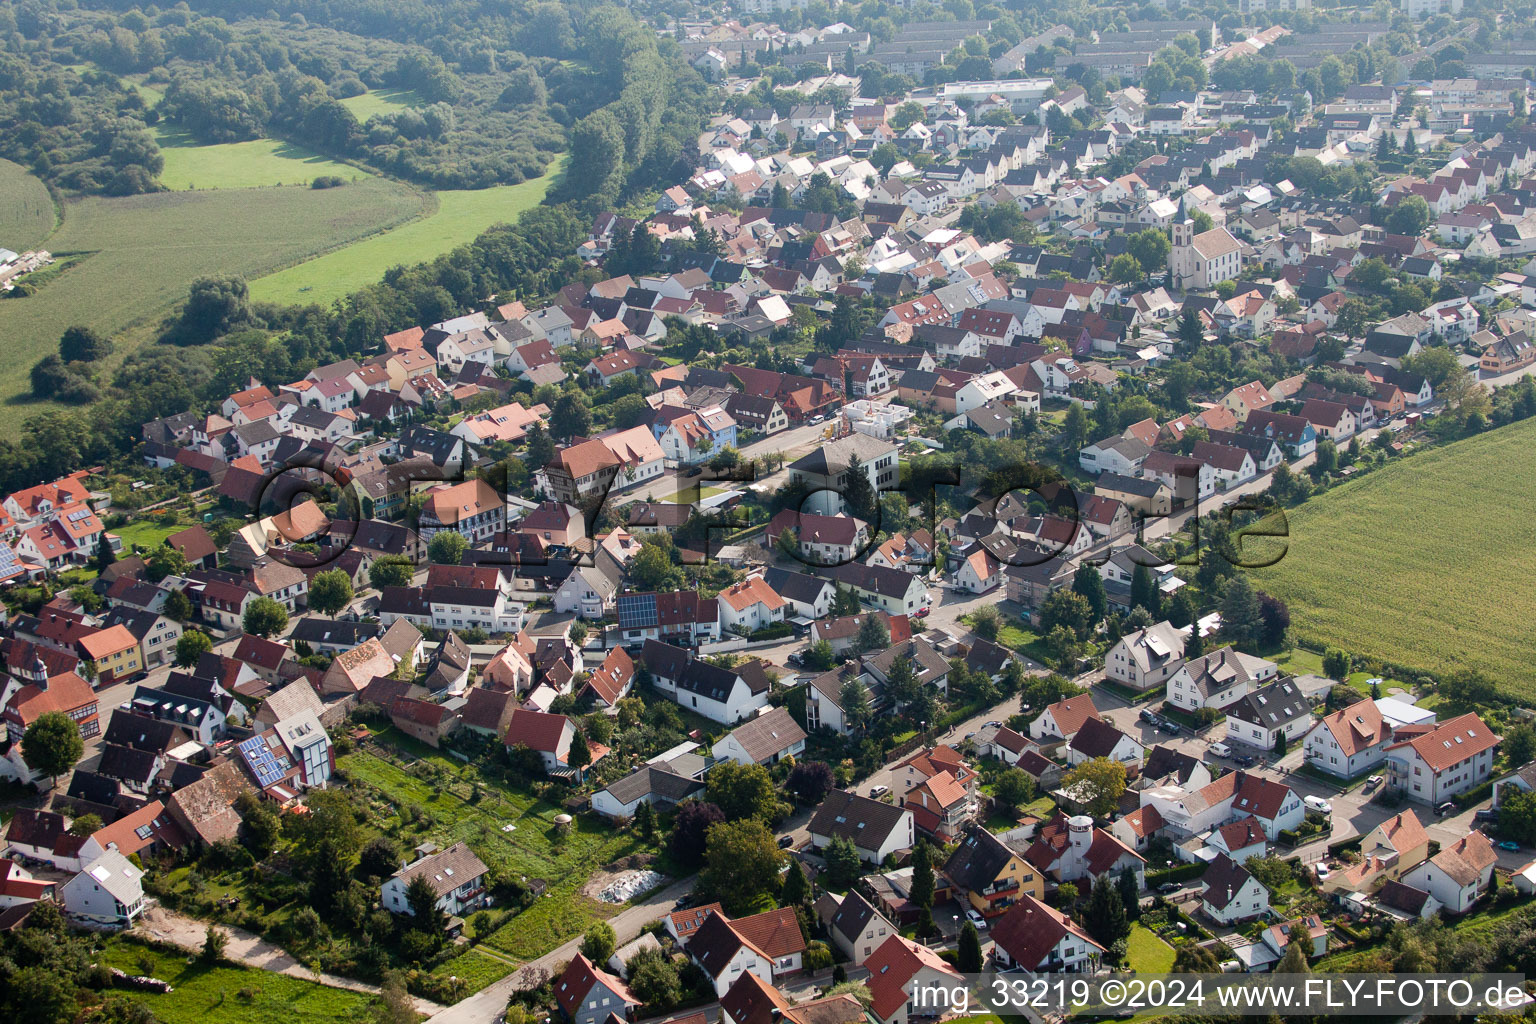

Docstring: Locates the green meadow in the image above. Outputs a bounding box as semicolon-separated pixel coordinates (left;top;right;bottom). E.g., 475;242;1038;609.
0;160;58;251
153;125;368;191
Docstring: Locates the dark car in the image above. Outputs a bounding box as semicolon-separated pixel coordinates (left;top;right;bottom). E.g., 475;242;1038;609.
685;466;703;477
1476;808;1500;823
1436;801;1457;817
1157;882;1181;894
1139;709;1160;725
1159;721;1182;735
778;835;795;849
1235;754;1257;767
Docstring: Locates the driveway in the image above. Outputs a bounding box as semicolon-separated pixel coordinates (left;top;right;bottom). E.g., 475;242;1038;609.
134;905;447;1014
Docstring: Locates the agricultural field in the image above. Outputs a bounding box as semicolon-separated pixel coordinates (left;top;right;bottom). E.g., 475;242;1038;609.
0;159;58;251
0;180;428;429
249;156;565;307
339;87;424;121
1257;416;1536;695
153;125;369;191
98;938;377;1024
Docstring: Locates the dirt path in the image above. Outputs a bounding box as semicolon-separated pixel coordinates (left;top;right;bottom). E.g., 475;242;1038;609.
133;905;447;1015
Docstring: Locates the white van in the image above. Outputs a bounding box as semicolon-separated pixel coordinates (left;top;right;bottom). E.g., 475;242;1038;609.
1208;742;1233;758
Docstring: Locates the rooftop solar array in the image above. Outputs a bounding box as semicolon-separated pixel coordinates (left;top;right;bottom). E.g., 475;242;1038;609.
238;734;290;789
616;593;658;629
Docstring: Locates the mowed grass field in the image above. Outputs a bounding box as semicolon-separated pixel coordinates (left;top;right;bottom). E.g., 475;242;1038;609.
154;124;368;191
0;159;58;250
249;154;565;307
0;180;429;428
1257;416;1536;693
339;87;423;121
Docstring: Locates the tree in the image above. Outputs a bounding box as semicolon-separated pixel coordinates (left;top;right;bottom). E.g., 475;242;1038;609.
669;801;725;869
1275;936;1310;974
788;760;835;804
1039;589;1093;639
1505;724;1536;767
633;799;657;843
359;836;401;879
568;729;591;772
1385;195;1432;237
1274;730;1289;755
9;966;78;1024
782;857;810;908
550;391;593;440
174;629;213;667
582;921;617;964
1084;875;1130;947
93;532;116;573
910;840;935;911
428;530;468;565
177;275;252;343
843;456;878;524
1056;882;1080;906
404;874;446;935
706;760;780;823
702;818;784;914
854;613;891;654
376;972;418;1024
1257;593;1291;648
1128;229;1171;276
1220;574;1262;648
146;545;190;583
243;596;288;638
1130;563;1160;617
1335;299;1370;339
236;790;281;858
824;834;863;887
60;325;113;363
308;568;354;615
164;589;192;622
21;712;83;788
1499;788;1536;846
1173;943;1221;973
202;925;228;964
993;768;1035;811
839;678;871;732
803;638;835;671
1061;402;1090;449
369;555;415;590
627;954;682;1010
1322;648;1351;681
970;604;1002;641
524;421;555;469
1062;757;1127;817
958;922;984;973
1072;564;1107;622
1166;590;1196;630
1118;866;1140;921
1178;308;1204;351
68;813;102;836
1108;253;1143;284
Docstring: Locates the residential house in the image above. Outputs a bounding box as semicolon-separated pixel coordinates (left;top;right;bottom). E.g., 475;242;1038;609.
1303;698;1395;778
1401;831;1497;914
1223;679;1313;751
942;825;1044;920
1201;853;1270;925
1103;620;1185;693
711;707;807;767
1385;713;1500;805
1029;694;1101;743
989;894;1103;973
1167;649;1277;714
807;789;915;863
380;841;491;918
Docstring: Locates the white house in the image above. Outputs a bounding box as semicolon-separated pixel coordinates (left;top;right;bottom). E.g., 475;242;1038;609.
717;575;788;635
1303;699;1395;778
1201;853;1270;925
555;953;641;1024
380;842;491;918
1065;718;1146;768
808;790;915;863
1223;679;1313;751
711;707;807;767
59;851;145;929
1167;648;1276;713
863;934;963;1024
1103;621;1185;692
988;894;1103;973
1030;693;1101;743
1401;832;1497;914
1385;713;1500;805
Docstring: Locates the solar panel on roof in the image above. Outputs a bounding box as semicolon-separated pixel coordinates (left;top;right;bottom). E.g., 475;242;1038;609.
616;593;658;628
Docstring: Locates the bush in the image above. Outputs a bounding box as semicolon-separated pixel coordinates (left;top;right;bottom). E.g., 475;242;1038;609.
311;175;347;188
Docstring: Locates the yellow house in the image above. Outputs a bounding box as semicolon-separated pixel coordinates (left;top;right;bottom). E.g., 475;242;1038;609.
79;624;144;686
1324;809;1430;895
942;826;1043;917
1220;380;1276;423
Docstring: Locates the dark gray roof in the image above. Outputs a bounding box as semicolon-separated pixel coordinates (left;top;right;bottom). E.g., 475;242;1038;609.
828;889;884;945
943;825;1015;892
1202;853;1257;912
600;765;705;806
808;788;909;847
1224;678;1310;730
762;567;834;606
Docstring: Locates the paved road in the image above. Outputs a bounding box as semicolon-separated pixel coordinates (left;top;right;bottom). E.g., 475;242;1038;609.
135;905;447;1014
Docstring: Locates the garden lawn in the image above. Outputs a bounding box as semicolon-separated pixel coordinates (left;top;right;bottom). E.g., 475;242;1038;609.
112;515;190;554
1126;923;1176;972
153;125;369;191
0;180;428;430
1257;416;1536;698
98;937;376;1024
0;159;57;251
248;157;562;308
341;736;656;967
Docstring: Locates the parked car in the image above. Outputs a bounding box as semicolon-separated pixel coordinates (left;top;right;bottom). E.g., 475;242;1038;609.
685;466;703;477
1436;801;1457;817
1139;709;1160;725
870;785;889;799
964;732;977;742
1157;882;1180;894
965;907;988;930
1304;795;1333;814
786;653;803;667
1314;863;1331;880
1159;721;1182;735
778;835;795;849
1476;808;1500;823
1365;775;1384;791
1235;755;1257;767
1209;742;1233;758
1499;840;1521;852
